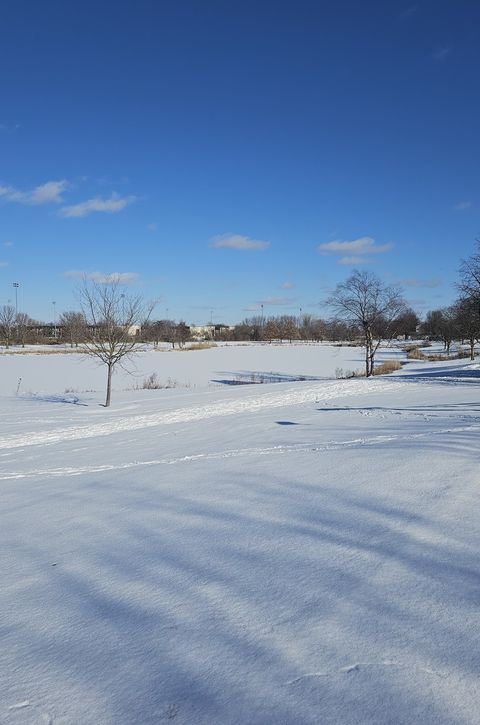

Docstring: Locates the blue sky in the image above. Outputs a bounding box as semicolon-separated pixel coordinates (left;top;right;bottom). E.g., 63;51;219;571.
1;0;479;324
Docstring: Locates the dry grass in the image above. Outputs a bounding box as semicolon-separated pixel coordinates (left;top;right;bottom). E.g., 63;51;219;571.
0;347;80;355
133;373;180;390
405;346;469;362
186;342;216;350
335;367;364;379
406;347;427;360
373;360;403;375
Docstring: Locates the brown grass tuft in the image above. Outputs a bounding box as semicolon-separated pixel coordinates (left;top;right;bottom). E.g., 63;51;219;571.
373;360;403;375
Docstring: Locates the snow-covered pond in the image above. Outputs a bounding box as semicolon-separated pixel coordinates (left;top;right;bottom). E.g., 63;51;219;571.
0;342;389;396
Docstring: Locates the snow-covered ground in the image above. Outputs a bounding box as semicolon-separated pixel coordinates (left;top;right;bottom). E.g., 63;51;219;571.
0;342;371;395
1;345;479;724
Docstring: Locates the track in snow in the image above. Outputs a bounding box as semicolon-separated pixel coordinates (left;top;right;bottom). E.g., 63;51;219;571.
2;419;479;481
1;378;402;451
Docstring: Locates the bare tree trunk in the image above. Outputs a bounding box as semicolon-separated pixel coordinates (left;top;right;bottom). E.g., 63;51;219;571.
364;327;373;377
105;363;113;407
470;338;475;360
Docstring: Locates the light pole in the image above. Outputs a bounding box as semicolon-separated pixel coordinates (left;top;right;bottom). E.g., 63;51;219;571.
120;293;125;325
52;301;57;339
13;282;19;316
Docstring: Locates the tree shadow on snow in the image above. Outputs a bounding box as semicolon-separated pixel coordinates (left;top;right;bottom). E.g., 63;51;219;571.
4;450;480;724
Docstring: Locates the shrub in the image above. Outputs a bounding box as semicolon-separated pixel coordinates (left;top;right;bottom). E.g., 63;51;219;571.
140;373;179;389
373;360;402;375
186;342;216;350
406;347;427;360
335;367;363;379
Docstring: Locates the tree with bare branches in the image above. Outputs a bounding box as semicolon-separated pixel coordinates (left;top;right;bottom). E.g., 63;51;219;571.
59;310;88;348
79;276;153;407
454;297;480;360
327;270;406;377
459;239;480;302
458;240;480;357
0;305;16;348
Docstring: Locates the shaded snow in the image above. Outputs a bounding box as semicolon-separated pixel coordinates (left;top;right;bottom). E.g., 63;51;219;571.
1;346;479;724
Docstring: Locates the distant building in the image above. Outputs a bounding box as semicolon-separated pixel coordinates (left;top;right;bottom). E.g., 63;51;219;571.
190;323;233;339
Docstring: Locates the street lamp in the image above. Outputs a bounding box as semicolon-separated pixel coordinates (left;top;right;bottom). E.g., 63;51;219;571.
12;282;19;316
120;293;125;325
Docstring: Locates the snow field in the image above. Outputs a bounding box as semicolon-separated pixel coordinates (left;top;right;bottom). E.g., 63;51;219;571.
1;345;479;724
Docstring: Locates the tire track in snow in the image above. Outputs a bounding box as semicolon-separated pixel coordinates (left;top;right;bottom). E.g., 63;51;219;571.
2;421;479;480
0;379;402;451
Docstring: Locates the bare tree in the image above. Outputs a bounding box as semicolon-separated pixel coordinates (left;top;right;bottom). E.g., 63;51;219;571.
79;276;153;407
459;239;480;302
15;312;35;348
173;321;190;349
0;305;16;348
457;241;480;357
422;307;458;352
277;315;298;342
394;308;419;339
59;310;88;347
327;270;406;377
454;298;480;360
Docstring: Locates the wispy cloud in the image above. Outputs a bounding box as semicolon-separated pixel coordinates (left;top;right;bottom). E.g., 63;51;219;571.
398;277;442;288
0;261;8;268
338;255;365;266
3;240;13;247
280;281;294;289
318;236;393;265
59;193;135;218
0;180;67;205
399;5;418;19
64;270;139;284
147;223;157;232
210;233;270;251
243;304;261;312
256;296;294;306
432;46;452;62
0;122;19;133
454;200;471;211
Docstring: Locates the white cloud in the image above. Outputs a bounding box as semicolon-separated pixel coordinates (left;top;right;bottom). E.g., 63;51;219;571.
454;200;471;211
0;180;67;205
59;193;135;218
318;236;393;256
64;270;139;284
30;180;68;204
3;240;13;247
147;223;157;232
210;233;270;251
399;277;442;288
280;281;294;289
0;261;8;268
